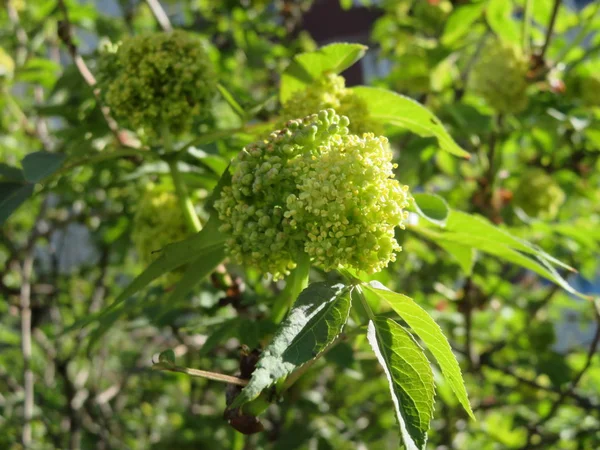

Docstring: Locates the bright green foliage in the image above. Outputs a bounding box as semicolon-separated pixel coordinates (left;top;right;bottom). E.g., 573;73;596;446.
230;282;351;409
97;31;217;137
132;184;190;270
513;169;566;220
470;40;529;113
366;317;435;450
214;109;410;278
281;73;383;135
365;283;474;419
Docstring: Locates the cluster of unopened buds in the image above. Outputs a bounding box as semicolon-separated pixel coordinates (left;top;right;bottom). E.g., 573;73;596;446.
215;109;410;278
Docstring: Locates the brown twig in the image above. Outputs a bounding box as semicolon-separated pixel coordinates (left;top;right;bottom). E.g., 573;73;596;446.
539;0;562;60
56;0;136;149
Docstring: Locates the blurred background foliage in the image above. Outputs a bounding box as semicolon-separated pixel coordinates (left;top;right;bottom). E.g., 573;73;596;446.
1;0;600;449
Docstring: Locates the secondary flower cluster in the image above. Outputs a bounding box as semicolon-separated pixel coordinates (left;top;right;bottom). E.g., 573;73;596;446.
282;73;382;136
214;109;410;278
470;40;529;114
133;185;190;272
513;169;565;220
97;31;216;138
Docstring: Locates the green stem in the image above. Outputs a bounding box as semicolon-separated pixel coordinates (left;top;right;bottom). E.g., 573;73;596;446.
163;128;202;233
168;159;202;233
522;0;533;55
354;284;376;322
270;252;311;323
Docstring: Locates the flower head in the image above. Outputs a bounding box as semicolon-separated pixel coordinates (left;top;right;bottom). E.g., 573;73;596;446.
470;41;529;114
133;185;190;277
282;73;383;136
97;31;216;137
214;109;410;278
513;169;565;220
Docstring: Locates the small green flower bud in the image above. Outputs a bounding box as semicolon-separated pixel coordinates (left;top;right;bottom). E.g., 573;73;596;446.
513;169;565;220
97;31;217;138
282;73;383;136
215;109;410;278
470;41;529;114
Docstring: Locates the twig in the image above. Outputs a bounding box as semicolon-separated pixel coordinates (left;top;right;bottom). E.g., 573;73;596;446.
154;364;249;386
56;0;135;149
145;0;173;32
539;0;562;60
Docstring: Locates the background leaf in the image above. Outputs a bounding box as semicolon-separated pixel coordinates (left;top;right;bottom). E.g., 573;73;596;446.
412;193;450;226
350;87;470;158
0;182;34;225
280;43;367;102
366;318;435;450
21;151;66;183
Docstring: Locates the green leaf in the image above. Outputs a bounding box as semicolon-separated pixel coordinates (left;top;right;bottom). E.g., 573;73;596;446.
350;87;470;158
0;182;34;225
229;282;352;409
87;243;227;350
412;225;586;299
435;241;476;276
63;216;226;335
162;245;227;308
445;211;576;273
486;0;521;44
366;318;435;450
365;283;475;420
280;43;367;102
442;3;486;46
21;151;65;183
217;83;247;120
0;164;25;182
412;193;449;226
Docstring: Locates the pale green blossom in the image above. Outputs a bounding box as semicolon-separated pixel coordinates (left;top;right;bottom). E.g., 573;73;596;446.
97;30;216;137
470;41;529;114
513;169;565;220
215;109;410;278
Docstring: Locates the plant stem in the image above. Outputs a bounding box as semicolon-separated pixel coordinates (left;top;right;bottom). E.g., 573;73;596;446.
539;0;562;60
168;159;202;233
270;252;311;323
155;365;248;386
163;129;203;233
522;0;533;55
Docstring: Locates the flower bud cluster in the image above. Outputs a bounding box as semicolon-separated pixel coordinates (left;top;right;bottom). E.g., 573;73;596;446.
282;73;383;136
470;41;529;114
97;31;216;137
513;170;565;220
132;185;190;271
214;109;410;278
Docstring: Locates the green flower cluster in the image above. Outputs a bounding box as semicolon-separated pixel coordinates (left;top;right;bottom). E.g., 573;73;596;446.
513;169;565;220
215;109;410;278
132;185;190;274
281;73;382;136
470;41;529;114
97;31;217;137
